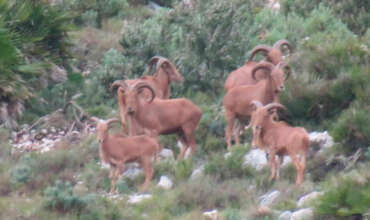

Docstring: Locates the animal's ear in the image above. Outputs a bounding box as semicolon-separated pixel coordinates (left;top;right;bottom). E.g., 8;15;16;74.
118;87;126;95
161;60;184;83
278;62;291;80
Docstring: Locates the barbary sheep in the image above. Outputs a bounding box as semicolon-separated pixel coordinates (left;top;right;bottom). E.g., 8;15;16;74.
224;39;293;92
249;101;309;186
223;61;290;148
112;56;184;134
92;117;161;193
113;81;202;159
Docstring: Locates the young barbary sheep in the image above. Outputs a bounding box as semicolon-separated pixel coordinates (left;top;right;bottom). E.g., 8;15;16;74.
92;117;161;193
249;101;309;186
112;56;184;135
113;81;202;160
223;61;291;148
224;39;293;92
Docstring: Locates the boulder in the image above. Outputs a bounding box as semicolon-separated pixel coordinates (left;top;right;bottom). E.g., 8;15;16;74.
190;165;204;180
259;190;281;207
243;149;268;171
297;191;323;208
278;211;292;220
291;208;313;220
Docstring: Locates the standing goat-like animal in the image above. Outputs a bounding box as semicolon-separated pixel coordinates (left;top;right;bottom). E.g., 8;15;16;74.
112;56;184;134
223;61;290;149
92;117;161;193
249;101;309;186
224;39;293;92
113;81;202;160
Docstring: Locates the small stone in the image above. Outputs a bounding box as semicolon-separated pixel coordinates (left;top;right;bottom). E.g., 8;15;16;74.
41;129;48;135
50;127;57;133
259;190;280;207
291;208;313;220
157;176;173;190
297;191;323;208
128;194;152;204
190;165;204;180
203;209;219;220
224;152;232;159
278;211;292;220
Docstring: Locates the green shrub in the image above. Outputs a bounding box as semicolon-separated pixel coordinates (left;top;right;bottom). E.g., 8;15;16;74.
203;135;225;154
204;145;254;180
315;171;370;218
223;208;242;220
176;176;248;210
81;10;98;27
154;160;176;179
330;103;370;153
43;180;88;213
281;0;370;35
174;160;193;181
10;163;32;185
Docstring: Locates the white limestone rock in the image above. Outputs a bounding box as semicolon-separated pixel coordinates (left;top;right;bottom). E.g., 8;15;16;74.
243;149;268;171
297;191;323;208
259;190;281;207
291;208;313;220
157;176;173;190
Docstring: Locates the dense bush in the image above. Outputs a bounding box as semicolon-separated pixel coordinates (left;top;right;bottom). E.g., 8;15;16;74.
44;180;88;213
204;145;254;180
281;0;370;35
120;0;265;94
0;0;74;127
315;170;370;218
64;0;129;27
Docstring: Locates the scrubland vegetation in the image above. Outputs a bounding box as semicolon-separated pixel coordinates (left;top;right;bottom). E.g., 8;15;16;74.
0;0;369;219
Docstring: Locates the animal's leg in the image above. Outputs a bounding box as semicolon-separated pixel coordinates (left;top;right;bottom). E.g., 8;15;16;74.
297;153;306;186
113;163;125;194
276;155;284;180
139;156;153;192
233;120;241;146
109;166;118;194
289;153;303;186
183;126;197;158
225;110;236;149
268;150;277;181
177;133;187;160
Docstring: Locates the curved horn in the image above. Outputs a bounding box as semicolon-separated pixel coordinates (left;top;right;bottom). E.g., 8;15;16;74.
148;56;166;73
249;45;272;61
133;82;156;103
273;39;293;54
106;118;121;126
278;62;291;80
157;59;184;83
111;80;128;92
250;100;263;111
251;61;274;80
264;103;287;113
